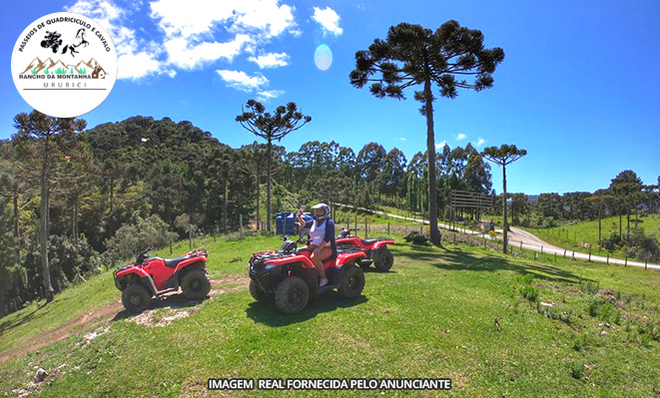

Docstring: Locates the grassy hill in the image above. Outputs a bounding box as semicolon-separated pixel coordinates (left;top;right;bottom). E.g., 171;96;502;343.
525;214;660;260
1;234;660;397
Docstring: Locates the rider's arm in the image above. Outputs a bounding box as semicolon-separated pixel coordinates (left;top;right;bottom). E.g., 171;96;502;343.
297;210;306;228
322;220;335;246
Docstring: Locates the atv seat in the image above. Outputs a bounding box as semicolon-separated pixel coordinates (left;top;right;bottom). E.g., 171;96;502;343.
322;253;337;264
163;255;190;268
361;238;379;246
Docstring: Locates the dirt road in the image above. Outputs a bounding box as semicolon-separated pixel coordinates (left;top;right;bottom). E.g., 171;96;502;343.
334;203;660;271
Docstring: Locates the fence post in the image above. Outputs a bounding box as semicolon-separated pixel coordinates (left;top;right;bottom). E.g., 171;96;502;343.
520;241;523;249
541;245;543;254
572;251;575;260
554;252;557;262
213;227;216;243
625;255;627;267
239;214;244;239
365;218;368;238
588;249;591;262
645;260;648;270
563;249;566;258
453;234;456;245
388;222;390;236
607;254;609;265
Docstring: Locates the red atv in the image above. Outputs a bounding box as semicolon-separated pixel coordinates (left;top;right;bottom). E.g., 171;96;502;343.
114;247;211;312
248;238;367;314
336;228;395;272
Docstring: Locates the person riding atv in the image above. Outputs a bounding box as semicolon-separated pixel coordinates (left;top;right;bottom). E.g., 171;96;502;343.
297;203;335;287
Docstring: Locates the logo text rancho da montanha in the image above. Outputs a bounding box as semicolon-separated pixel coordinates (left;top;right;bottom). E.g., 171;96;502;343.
11;12;117;118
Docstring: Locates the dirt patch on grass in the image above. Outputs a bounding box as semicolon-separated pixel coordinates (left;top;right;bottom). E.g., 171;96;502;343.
209;275;250;296
0;276;249;362
124;276;249;328
0;302;123;363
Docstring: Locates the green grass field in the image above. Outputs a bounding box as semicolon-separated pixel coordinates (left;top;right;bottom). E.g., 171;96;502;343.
1;234;660;397
524;214;660;261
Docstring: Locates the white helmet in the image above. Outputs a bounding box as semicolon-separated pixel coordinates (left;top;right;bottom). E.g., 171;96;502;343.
311;203;331;221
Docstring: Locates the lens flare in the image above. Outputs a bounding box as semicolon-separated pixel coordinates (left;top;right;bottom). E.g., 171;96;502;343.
314;44;333;71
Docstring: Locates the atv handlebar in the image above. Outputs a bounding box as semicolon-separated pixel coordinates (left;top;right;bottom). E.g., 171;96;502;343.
339;228;359;238
136;246;152;264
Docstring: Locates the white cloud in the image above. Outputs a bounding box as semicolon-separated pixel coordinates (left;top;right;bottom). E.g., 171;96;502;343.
150;0;296;38
117;51;165;79
216;70;269;92
311;6;343;36
257;90;285;101
164;35;251;69
150;0;298;70
456;133;467;141
400;137;407;142
435;140;448;149
248;52;289;69
65;0;300;80
475;137;486;147
66;0;167;80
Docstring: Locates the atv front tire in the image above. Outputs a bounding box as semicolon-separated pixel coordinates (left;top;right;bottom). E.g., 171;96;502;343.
339;265;365;299
181;269;211;300
275;276;309;314
374;247;394;272
250;280;273;302
121;284;151;313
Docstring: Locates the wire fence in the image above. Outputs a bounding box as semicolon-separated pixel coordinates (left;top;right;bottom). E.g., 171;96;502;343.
331;204;660;271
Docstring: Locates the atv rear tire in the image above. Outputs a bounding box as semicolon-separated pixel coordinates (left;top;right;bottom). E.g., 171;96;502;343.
181;269;211;300
374;247;394;272
250;280;273;303
339;265;365;299
121;284;151;313
275;276;309;314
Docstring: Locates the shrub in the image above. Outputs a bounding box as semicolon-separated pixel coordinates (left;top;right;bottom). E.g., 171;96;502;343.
598;303;613;321
569;363;584;380
572;333;589;351
626;228;660;262
580;280;600;296
541;216;558;229
104;214;177;267
49;234;102;288
520;285;539;302
600;233;621;253
517;274;539;302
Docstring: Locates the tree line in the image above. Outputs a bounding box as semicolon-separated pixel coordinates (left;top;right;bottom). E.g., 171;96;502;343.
499;170;660;260
0;110;496;316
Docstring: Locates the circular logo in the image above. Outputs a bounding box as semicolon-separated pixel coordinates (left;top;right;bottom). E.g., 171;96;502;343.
11;12;118;118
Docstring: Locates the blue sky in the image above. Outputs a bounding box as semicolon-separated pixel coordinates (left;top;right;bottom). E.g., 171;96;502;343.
2;0;659;195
